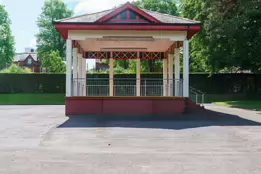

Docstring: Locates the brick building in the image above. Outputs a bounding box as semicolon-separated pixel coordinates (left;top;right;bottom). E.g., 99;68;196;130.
13;48;47;72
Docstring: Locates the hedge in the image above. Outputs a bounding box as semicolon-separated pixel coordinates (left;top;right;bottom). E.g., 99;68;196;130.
0;73;260;95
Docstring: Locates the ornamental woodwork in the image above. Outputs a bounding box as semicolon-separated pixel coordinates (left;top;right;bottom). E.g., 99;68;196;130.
85;51;166;60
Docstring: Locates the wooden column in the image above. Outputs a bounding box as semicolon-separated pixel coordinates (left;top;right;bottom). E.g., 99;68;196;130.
136;54;141;96
183;39;190;97
77;53;82;96
66;39;72;97
73;48;78;96
82;55;86;96
174;48;181;96
163;58;168;96
168;54;174;96
109;52;114;96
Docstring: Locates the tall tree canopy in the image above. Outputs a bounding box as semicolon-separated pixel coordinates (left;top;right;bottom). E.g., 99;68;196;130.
133;0;179;16
180;0;261;73
36;0;73;68
0;5;15;69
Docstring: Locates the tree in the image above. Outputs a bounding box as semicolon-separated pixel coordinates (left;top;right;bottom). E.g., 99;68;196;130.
0;64;31;74
0;5;15;69
180;0;261;73
41;50;66;73
133;0;179;16
36;0;73;69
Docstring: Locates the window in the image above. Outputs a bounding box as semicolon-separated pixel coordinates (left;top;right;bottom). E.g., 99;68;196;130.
111;15;117;20
120;10;127;20
42;67;47;73
27;58;32;65
130;10;136;20
139;15;146;21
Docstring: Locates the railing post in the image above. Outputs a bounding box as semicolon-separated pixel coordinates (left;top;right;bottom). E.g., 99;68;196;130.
145;79;147;96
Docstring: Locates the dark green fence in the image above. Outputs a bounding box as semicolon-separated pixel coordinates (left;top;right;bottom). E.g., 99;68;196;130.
0;74;260;96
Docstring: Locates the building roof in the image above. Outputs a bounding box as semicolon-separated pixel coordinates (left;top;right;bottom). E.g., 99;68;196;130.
54;2;201;40
56;5;199;24
57;9;114;23
14;53;38;62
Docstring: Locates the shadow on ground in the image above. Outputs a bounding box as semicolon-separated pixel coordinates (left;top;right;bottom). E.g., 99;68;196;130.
58;109;261;130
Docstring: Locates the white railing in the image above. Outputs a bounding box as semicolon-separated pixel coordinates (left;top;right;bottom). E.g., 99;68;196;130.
72;78;183;97
189;86;205;105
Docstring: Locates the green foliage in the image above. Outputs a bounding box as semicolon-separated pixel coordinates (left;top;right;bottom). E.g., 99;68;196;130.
41;50;66;73
133;0;179;16
0;5;15;69
0;64;32;74
36;0;73;67
180;0;261;73
0;94;65;105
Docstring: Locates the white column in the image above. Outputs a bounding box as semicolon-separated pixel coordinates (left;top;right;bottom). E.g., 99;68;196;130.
183;39;190;97
82;56;86;96
136;58;141;96
73;48;78;96
66;39;72;97
109;55;114;96
168;54;174;96
78;53;82;96
175;48;180;96
163;58;168;96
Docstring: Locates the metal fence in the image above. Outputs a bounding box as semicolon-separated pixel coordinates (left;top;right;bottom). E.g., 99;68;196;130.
73;78;183;97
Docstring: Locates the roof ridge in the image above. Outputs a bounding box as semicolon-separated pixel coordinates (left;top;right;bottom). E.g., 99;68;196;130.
142;9;200;23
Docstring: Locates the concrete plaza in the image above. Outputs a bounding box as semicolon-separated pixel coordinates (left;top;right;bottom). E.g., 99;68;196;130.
0;105;260;174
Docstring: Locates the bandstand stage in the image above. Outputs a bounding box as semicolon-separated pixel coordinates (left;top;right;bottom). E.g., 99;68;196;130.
54;2;202;115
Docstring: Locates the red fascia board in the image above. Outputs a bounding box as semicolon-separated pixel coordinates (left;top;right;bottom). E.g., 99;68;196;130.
54;24;200;40
55;24;200;31
96;3;161;23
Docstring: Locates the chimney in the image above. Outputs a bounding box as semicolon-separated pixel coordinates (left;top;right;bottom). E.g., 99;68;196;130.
25;47;35;53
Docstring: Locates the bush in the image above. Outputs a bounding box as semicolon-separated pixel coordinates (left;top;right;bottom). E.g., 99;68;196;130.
0;64;32;74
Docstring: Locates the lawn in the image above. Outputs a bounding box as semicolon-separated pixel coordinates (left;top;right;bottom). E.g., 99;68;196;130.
214;100;261;111
0;94;65;105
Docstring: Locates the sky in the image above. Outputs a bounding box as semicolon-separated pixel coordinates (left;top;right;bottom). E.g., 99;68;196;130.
0;0;137;67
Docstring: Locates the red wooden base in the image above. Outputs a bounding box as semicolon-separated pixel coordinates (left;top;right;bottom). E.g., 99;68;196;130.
65;96;191;115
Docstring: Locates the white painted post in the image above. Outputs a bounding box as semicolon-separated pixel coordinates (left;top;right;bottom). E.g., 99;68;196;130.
66;39;72;97
168;54;174;96
136;58;141;96
109;54;114;96
183;39;190;97
78;53;82;96
163;58;168;96
73;48;78;96
82;56;86;96
175;48;180;96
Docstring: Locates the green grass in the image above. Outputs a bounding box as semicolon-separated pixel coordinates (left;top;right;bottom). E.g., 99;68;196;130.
214;100;261;111
0;94;65;105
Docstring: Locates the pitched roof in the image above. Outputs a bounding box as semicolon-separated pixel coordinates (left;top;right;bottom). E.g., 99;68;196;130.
56;5;199;24
14;53;38;62
57;9;114;23
143;10;199;24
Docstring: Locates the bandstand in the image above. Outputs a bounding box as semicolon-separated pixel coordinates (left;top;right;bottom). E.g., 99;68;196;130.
54;2;201;115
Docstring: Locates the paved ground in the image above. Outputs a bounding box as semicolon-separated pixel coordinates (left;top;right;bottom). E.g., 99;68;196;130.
0;105;261;174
